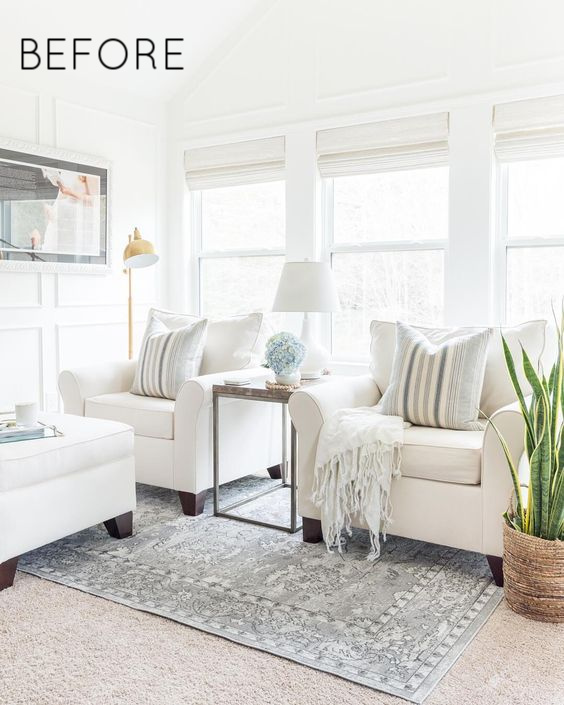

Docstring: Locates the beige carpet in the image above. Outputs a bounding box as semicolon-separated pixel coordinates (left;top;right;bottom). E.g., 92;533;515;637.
0;573;562;705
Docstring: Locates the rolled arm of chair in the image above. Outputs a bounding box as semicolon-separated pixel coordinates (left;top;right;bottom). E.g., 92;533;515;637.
289;375;381;521
176;367;270;415
58;359;137;416
289;375;381;440
174;367;271;494
482;399;527;557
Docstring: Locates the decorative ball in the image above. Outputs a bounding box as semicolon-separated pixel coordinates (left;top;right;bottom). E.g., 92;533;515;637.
264;332;306;375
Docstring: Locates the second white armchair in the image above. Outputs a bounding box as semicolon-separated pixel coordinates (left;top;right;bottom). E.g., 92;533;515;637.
59;310;282;515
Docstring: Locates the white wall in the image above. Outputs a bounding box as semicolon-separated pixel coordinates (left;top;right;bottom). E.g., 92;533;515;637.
0;84;166;411
3;0;564;402
167;0;564;334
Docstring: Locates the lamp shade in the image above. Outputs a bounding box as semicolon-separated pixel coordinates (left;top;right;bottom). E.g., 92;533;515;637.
123;227;159;269
272;261;340;313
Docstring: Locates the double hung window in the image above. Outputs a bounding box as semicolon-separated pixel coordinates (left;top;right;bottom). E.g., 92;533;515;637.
185;137;286;317
318;113;449;358
495;96;564;323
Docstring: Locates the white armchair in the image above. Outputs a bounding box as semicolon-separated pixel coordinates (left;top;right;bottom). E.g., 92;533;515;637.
288;320;546;586
59;362;281;515
289;375;525;586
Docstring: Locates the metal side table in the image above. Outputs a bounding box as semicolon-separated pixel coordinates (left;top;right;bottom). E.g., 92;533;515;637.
212;381;301;533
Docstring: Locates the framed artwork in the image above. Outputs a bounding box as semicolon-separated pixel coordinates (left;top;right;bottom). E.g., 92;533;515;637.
0;137;111;273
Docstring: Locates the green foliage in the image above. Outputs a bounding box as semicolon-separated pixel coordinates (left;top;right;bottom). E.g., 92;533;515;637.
494;308;564;541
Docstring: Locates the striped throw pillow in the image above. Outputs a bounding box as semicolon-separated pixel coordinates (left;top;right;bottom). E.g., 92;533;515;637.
131;316;208;400
379;322;491;430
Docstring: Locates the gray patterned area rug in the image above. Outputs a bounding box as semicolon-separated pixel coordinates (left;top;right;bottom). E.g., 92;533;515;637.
19;476;503;703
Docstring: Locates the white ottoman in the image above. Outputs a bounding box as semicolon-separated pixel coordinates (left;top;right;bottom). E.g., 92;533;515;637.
0;413;136;591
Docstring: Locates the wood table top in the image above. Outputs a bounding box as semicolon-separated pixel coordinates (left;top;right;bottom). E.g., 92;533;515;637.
213;375;334;402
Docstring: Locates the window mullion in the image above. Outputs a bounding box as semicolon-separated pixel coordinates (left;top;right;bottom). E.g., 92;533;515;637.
198;248;286;259
330;239;447;255
192;191;203;316
322;178;335;258
493;161;508;324
321;179;335;353
505;236;564;248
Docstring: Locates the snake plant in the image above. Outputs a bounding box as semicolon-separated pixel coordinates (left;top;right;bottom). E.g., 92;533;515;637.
490;309;564;541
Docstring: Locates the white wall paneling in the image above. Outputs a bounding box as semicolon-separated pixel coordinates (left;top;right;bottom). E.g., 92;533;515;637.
285;129;319;262
55;273;128;309
179;0;289;125
0;83;164;410
445;104;495;326
315;0;449;101
0;327;43;411
171;0;564;351
493;0;564;69
55;99;160;308
0;274;42;308
178;0;564;140
56;320;145;374
0;87;38;143
284;128;322;338
3;0;564;388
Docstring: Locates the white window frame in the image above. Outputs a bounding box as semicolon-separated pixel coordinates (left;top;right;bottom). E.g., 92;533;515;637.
494;156;564;324
191;187;286;317
322;170;449;361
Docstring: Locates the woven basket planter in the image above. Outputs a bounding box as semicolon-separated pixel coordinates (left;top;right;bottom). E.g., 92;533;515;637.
503;523;564;623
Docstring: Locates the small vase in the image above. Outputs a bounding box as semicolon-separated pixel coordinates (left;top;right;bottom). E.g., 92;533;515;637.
274;371;300;385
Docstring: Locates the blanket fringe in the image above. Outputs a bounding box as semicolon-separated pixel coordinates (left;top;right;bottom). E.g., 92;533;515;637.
312;441;402;560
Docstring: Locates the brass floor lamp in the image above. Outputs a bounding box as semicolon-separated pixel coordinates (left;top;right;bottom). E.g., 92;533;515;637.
123;227;159;360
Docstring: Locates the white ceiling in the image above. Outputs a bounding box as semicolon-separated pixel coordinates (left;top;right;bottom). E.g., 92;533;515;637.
0;0;266;102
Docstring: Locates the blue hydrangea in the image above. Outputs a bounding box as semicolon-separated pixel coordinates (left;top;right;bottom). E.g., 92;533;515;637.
264;332;306;375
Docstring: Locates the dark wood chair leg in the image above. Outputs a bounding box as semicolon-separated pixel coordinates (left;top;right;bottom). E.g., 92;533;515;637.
178;490;207;516
486;555;504;587
267;464;282;480
104;511;133;539
303;517;323;543
0;557;19;591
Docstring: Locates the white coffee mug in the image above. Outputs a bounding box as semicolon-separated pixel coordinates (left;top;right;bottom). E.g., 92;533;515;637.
15;402;39;427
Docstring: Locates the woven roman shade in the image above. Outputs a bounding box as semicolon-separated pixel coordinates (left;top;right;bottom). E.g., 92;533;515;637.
316;112;449;177
184;136;285;190
494;94;564;160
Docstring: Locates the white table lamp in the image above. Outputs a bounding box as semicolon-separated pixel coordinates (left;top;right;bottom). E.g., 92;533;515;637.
272;260;340;379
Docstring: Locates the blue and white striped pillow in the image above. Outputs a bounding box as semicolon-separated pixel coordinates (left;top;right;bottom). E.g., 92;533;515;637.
131;316;208;400
379;321;491;430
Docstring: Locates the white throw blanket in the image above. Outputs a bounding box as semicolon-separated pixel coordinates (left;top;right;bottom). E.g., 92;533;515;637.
312;407;405;560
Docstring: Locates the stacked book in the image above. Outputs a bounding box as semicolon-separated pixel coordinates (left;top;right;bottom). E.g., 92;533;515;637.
0;422;56;444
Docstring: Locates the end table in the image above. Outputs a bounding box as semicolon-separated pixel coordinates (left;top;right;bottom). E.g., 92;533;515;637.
212;381;301;533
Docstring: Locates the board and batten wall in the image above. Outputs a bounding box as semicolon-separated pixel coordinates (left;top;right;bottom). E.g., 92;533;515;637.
0;84;166;412
167;0;564;328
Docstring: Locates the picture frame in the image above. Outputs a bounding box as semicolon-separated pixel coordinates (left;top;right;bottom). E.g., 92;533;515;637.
0;137;111;274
